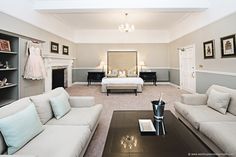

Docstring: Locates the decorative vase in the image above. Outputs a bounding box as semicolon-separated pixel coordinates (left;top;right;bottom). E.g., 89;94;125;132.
151;100;165;121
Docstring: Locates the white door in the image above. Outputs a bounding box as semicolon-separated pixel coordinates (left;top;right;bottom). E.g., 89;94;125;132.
179;45;196;93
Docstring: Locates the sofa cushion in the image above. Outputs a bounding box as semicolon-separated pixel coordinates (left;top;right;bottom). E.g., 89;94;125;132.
200;122;236;155
174;102;236;130
207;85;236;116
207;89;230;114
46;104;103;131
0;104;43;154
30;87;69;124
14;125;91;157
50;92;71;119
0;98;32;154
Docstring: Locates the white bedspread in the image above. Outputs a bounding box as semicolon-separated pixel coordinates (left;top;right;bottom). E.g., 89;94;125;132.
102;77;144;85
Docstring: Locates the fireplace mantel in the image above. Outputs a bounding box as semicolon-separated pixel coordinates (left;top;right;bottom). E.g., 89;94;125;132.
43;54;76;60
43;55;74;92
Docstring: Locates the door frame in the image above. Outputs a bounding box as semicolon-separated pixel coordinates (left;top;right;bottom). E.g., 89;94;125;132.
179;44;196;93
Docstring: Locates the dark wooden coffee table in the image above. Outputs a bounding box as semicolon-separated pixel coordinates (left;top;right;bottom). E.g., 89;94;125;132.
102;110;215;157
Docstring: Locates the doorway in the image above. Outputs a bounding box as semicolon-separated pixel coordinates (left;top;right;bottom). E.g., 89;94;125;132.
179;45;196;93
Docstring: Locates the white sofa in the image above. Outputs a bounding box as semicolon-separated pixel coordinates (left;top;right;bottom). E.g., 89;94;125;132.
0;87;103;157
174;85;236;156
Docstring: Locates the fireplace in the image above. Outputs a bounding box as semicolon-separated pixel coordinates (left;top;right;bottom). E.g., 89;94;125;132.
43;55;74;92
52;67;67;89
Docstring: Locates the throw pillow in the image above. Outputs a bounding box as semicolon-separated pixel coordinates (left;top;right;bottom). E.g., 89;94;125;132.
207;89;230;114
30;87;70;124
49;92;71;119
0;104;43;154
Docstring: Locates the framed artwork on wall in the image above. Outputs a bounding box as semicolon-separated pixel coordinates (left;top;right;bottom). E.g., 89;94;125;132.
203;40;215;59
220;34;236;58
0;39;11;52
62;45;69;55
50;42;59;53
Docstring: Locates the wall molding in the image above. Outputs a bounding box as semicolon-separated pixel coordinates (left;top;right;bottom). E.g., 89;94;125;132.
196;70;236;77
72;67;100;70
144;67;170;69
169;67;180;70
73;67;171;70
72;81;180;87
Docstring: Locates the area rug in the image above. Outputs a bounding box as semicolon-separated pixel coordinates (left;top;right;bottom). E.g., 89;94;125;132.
66;84;187;157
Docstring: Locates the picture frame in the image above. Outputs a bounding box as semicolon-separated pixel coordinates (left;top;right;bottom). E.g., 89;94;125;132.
50;42;59;53
0;39;11;52
221;34;236;58
203;40;215;59
62;45;69;55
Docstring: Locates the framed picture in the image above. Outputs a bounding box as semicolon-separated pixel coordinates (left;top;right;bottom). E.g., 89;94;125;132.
50;42;59;53
62;45;69;55
203;40;215;59
0;39;11;52
221;34;236;58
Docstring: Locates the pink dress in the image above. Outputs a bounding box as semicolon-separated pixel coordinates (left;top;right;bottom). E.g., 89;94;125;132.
23;41;46;80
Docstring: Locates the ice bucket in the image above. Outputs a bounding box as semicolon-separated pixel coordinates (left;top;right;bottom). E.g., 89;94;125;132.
151;100;165;120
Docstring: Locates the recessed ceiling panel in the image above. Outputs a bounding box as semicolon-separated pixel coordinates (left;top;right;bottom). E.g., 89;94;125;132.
54;12;191;30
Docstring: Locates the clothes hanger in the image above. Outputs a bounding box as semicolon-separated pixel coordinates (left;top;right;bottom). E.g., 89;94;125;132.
31;40;39;44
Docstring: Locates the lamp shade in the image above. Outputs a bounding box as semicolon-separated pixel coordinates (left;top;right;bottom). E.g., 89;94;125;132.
99;61;105;66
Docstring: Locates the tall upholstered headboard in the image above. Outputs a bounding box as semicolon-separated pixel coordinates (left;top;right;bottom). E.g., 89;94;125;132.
107;51;138;74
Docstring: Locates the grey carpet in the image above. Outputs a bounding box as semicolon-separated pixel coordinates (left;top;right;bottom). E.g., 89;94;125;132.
66;84;187;157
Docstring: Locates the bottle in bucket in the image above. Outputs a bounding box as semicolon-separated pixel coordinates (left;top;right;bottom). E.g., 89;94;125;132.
152;93;165;121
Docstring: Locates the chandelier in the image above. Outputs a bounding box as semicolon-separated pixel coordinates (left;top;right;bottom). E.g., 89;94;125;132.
118;13;135;33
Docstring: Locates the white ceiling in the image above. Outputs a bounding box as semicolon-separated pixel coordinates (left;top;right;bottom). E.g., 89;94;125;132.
35;0;208;31
54;12;191;30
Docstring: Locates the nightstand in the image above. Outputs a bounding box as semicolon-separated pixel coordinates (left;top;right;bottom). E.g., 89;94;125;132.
139;72;157;86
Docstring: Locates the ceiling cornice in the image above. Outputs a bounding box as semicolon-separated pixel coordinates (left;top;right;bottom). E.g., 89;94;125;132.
34;0;209;13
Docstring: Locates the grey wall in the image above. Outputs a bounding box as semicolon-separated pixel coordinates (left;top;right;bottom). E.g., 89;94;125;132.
169;69;180;85
19;38;44;98
74;43;169;68
0;12;77;98
73;43;170;83
169;12;236;91
196;72;236;93
72;68;169;82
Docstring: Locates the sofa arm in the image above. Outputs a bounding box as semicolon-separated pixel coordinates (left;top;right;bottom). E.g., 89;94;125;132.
181;94;208;105
69;96;95;108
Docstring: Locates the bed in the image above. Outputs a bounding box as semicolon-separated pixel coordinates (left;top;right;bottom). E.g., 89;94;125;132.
101;77;144;93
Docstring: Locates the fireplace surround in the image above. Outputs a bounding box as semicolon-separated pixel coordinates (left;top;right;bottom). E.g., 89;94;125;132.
43;55;74;92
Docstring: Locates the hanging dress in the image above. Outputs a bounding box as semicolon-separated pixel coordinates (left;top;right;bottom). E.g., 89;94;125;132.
23;41;46;80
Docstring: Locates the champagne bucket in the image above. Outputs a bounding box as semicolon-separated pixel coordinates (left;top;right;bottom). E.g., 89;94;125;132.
153;120;166;135
152;100;165;120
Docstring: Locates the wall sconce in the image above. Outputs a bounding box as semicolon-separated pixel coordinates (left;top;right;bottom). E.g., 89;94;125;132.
139;61;145;72
177;48;185;53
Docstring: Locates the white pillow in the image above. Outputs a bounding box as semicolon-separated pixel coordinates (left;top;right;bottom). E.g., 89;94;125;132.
207;89;230;114
118;71;126;77
112;69;118;75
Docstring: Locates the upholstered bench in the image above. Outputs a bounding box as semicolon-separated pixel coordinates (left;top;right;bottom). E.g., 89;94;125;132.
106;84;138;96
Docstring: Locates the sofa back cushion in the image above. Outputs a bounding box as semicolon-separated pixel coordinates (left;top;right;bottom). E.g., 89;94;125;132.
0;98;32;154
30;87;69;124
207;85;236;115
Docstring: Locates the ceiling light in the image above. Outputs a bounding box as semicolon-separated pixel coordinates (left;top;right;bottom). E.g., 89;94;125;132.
118;13;135;33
